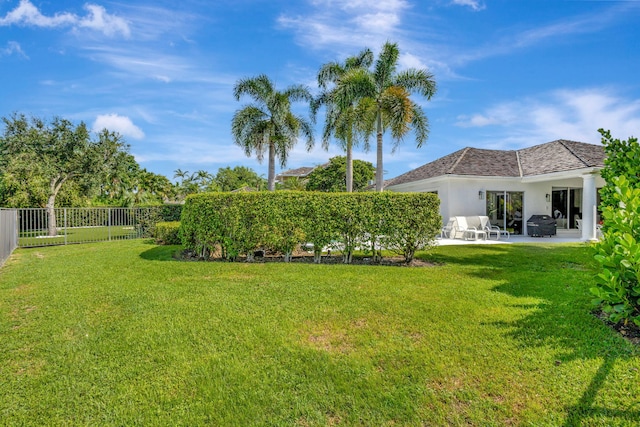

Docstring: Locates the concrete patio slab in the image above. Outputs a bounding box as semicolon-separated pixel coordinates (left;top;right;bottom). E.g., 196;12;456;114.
436;232;587;245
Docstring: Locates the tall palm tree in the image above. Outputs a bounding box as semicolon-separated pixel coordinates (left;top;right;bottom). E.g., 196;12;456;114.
232;74;314;191
314;49;373;192
336;42;437;191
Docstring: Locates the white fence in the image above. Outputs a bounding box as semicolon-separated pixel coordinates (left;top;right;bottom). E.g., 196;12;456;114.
0;209;18;267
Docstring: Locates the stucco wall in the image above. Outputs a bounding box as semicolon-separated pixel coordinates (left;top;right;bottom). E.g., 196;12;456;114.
388;172;605;235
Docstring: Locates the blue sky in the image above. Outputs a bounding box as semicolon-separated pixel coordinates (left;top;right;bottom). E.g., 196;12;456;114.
1;0;639;182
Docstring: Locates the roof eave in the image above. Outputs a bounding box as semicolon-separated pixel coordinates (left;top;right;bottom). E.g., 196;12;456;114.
520;167;602;183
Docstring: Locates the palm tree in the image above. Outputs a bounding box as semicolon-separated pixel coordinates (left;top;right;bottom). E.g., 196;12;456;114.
314;49;374;192
232;74;314;191
336;42;437;191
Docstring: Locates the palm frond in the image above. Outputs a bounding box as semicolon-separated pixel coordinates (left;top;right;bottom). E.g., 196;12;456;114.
317;62;346;89
410;103;429;148
345;48;374;70
373;42;399;92
233;74;273;102
380;86;412;147
394;69;437;100
283;84;314;104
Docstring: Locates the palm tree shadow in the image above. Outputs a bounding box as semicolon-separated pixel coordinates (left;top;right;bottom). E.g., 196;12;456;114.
430;244;640;425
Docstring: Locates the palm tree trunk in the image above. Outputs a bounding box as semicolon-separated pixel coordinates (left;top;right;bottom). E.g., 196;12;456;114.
346;140;353;193
267;142;276;191
375;111;384;192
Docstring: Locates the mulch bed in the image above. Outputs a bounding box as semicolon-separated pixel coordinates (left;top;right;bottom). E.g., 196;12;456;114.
594;310;640;345
178;249;434;267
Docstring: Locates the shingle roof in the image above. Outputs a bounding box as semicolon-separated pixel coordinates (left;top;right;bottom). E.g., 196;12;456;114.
276;166;317;178
385;139;605;188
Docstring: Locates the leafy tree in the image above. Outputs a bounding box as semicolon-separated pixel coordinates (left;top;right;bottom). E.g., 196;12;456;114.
336;42;436;191
0;114;130;235
278;177;306;191
173;169;211;200
592;130;640;326
215;166;265;192
314;49;374;192
305;156;374;192
592;175;640;326
231;74;314;191
599;128;640;211
131;169;174;206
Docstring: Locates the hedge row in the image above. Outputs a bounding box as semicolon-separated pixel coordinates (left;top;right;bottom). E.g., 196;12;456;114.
180;192;441;263
155;221;181;245
137;204;183;237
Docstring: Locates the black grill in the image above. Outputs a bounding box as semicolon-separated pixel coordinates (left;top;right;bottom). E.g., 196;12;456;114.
526;215;556;237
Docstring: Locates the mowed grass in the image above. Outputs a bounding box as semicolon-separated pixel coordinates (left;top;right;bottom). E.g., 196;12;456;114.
0;240;639;426
19;225;138;247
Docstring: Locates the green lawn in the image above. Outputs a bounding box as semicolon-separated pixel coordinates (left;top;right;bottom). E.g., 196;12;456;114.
0;240;638;426
19;225;139;247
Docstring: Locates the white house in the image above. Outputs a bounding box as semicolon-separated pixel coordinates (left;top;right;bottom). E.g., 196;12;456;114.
385;139;606;241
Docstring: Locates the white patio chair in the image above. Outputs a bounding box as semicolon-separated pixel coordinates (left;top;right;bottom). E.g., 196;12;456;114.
441;218;455;238
455;216;486;241
479;215;508;240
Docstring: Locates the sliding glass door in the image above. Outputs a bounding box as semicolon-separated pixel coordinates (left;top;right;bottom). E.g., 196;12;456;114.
486;191;524;234
551;188;582;229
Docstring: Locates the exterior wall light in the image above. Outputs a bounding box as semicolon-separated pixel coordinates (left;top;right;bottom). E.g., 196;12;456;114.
478;190;484;200
545;193;551;202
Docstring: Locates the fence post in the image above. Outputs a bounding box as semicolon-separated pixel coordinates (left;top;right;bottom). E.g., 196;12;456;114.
108;208;112;241
64;208;68;245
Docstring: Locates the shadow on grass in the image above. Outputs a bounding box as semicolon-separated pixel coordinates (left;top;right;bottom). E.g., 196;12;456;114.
426;243;640;425
139;245;183;261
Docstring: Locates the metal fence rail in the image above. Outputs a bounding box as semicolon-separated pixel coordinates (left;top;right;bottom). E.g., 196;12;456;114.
17;207;159;248
0;209;18;266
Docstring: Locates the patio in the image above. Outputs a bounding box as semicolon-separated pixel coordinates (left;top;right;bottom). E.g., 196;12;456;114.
436;232;585;245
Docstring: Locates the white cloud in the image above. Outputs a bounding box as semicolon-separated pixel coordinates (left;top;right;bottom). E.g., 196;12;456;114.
455;88;640;148
93;114;145;139
0;0;130;37
77;4;130;38
278;0;409;51
451;0;485;11
0;41;27;58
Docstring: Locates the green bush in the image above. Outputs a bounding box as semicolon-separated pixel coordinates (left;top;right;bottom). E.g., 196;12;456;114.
155;221;181;245
137;204;183;238
591;176;640;326
599;129;640;212
180;192;441;263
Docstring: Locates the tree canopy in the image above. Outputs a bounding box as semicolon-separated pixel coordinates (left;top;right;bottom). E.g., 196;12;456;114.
214;166;265;192
305;156;375;192
0;114;136;234
231;74;314;191
334;42;437;191
314;49;374;192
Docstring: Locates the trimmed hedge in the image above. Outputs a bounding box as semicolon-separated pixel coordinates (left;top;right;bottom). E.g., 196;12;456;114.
180;192;441;263
138;204;183;237
155;221;181;245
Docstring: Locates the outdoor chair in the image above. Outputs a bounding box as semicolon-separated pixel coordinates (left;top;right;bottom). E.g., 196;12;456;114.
441;218;455;238
479;215;509;240
454;216;486;241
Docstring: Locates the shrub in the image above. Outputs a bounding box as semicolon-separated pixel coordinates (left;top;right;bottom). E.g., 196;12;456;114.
591;176;640;326
155;221;181;245
180;192;441;264
599;129;640;212
137;204;183;238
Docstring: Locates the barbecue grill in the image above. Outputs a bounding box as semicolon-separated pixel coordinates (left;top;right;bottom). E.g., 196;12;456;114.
526;215;556;237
